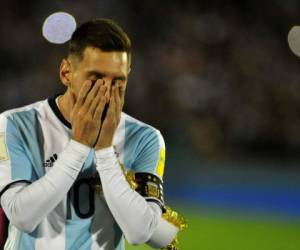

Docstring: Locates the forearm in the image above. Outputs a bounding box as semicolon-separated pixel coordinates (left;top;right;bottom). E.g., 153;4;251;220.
0;140;90;233
95;147;178;247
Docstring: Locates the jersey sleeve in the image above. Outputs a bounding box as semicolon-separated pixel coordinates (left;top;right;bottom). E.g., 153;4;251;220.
0;114;34;197
131;128;166;179
130;128;166;210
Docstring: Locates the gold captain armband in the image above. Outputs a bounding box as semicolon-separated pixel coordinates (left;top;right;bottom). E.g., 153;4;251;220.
122;166;187;250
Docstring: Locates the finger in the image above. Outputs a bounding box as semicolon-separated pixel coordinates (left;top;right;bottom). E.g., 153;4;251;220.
118;83;126;107
93;88;107;120
114;86;122;124
107;86;116;118
114;84;121;116
83;79;103;109
76;80;93;107
90;85;106;117
93;98;106;121
114;83;120;107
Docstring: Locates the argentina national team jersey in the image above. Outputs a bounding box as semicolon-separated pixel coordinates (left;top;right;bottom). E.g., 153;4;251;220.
0;95;166;250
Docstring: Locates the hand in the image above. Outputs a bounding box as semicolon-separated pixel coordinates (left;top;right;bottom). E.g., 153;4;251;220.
70;79;107;147
95;83;124;150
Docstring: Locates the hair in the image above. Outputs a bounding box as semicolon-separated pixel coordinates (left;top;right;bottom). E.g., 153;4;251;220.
68;18;131;60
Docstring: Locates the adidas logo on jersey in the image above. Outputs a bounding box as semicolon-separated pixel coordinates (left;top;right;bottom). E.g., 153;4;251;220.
43;154;58;168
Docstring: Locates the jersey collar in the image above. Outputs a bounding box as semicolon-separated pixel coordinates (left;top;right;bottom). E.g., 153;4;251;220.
48;94;72;129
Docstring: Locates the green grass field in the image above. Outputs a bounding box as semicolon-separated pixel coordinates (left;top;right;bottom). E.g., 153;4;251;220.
126;208;300;250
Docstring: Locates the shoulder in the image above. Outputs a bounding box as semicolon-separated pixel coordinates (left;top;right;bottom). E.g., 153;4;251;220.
121;113;166;177
0;99;48;123
121;112;162;137
121;112;165;146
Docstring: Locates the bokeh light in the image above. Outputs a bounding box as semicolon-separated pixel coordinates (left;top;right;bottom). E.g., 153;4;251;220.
288;26;300;57
42;12;76;44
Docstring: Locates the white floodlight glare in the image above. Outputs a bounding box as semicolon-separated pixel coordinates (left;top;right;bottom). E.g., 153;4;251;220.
42;12;77;44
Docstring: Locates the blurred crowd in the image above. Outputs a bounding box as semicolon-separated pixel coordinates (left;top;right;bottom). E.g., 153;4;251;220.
1;0;300;160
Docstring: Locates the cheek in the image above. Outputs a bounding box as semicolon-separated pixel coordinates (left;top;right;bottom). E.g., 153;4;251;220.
70;74;84;96
70;79;79;95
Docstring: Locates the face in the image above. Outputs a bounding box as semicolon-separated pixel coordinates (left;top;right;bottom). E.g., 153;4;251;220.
60;46;130;107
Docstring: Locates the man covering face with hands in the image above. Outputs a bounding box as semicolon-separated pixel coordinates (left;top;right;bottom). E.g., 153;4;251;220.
0;19;180;250
61;43;129;151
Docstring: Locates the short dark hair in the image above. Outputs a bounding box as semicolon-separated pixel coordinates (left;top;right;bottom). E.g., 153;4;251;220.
68;18;131;60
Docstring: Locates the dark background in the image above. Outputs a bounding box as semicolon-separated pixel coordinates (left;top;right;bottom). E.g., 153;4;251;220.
2;0;300;160
1;1;300;248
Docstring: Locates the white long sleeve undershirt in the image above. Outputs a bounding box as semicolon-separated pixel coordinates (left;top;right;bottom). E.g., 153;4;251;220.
0;139;90;232
95;147;178;247
0;141;178;248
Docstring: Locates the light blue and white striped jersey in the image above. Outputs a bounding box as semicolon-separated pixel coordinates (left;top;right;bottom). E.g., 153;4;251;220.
0;95;166;250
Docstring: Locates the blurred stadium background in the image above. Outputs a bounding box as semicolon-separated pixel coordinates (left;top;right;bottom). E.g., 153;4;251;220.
1;0;300;249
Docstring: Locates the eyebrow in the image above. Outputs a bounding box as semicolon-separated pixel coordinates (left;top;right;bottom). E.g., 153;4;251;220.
86;70;126;81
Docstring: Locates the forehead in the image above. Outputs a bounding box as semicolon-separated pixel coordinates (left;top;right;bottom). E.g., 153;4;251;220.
78;47;129;75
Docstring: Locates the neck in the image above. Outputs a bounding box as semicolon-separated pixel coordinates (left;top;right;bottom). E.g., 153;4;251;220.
57;90;73;124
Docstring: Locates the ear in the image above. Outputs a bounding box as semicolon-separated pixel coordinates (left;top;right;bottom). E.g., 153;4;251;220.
59;59;72;87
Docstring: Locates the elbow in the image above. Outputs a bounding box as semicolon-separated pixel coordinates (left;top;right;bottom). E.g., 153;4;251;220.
126;230;150;245
3;205;37;233
124;213;156;245
9;215;37;233
2;197;37;233
124;206;161;245
125;222;153;245
146;218;179;249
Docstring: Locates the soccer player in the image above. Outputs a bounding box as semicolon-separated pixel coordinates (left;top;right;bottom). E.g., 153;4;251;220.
0;19;180;249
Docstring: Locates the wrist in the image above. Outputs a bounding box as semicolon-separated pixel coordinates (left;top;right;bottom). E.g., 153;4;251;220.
94;143;112;151
95;146;114;155
69;139;92;154
58;140;91;175
95;138;113;150
71;135;94;148
95;146;115;163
